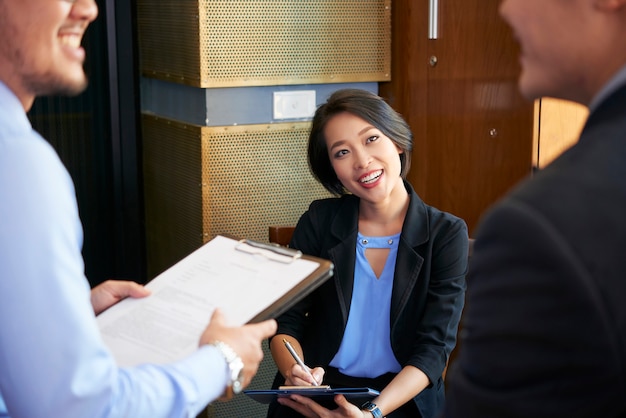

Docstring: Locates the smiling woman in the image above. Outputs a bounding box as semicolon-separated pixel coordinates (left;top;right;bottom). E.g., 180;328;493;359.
307;89;413;196
323;112;405;206
267;89;469;418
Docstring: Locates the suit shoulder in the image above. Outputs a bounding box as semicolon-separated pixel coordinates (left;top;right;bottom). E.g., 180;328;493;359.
306;194;357;214
425;203;468;232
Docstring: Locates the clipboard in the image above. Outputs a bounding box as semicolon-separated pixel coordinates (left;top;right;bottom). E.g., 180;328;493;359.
96;235;333;367
244;387;380;406
229;237;333;323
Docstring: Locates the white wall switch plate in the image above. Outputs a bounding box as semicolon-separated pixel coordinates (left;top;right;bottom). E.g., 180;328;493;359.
273;90;316;120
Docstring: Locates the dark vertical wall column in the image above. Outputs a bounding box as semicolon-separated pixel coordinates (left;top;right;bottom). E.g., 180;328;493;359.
29;0;145;286
105;0;146;282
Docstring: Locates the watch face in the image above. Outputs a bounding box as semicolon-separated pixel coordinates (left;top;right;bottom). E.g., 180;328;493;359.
232;379;243;394
231;358;244;394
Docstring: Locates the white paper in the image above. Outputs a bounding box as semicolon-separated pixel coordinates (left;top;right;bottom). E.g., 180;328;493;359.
97;235;321;367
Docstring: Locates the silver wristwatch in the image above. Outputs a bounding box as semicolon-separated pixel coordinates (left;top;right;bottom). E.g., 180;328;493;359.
211;340;244;399
361;401;384;418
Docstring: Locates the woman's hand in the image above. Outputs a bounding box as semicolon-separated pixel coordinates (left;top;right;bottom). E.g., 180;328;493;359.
277;394;366;418
284;364;325;386
91;279;151;315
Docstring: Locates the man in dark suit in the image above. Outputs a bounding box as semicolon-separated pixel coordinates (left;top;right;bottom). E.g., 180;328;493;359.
444;0;626;417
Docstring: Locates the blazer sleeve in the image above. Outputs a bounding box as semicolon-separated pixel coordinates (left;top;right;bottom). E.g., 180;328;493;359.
401;212;468;383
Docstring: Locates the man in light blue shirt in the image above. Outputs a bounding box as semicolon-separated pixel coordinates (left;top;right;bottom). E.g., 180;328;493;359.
0;1;276;417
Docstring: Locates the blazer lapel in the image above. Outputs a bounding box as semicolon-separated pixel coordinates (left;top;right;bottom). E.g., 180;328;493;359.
391;240;423;325
390;182;428;325
327;197;359;325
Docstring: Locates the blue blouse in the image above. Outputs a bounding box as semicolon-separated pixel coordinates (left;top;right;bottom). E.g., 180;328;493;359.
329;232;402;378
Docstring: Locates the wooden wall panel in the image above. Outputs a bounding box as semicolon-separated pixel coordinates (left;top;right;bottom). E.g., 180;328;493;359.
380;0;534;234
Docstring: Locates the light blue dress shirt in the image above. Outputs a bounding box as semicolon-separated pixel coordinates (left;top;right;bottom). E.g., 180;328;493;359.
0;81;228;418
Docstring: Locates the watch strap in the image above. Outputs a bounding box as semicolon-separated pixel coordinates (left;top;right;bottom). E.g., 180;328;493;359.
211;340;244;400
361;401;384;418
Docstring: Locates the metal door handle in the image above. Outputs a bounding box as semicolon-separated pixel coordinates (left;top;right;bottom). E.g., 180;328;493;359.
429;0;439;39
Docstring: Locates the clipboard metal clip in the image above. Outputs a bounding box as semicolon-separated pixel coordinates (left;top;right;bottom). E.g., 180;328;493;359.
235;239;303;264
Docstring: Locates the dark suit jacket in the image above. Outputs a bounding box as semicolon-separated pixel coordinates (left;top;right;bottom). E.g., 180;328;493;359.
445;84;626;417
273;181;468;418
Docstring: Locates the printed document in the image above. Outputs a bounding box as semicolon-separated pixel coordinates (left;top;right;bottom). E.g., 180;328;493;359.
97;235;331;367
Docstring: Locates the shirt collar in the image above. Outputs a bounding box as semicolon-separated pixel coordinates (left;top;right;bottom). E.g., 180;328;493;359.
0;81;31;136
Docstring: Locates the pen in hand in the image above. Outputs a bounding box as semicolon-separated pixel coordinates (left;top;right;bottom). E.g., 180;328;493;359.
282;338;320;386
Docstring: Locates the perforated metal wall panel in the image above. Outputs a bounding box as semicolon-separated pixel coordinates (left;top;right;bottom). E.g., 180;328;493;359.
137;0;391;87
143;115;205;279
142;115;331;278
203;342;277;417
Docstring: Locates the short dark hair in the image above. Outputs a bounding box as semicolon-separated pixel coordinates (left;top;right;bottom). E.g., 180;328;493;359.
307;88;413;195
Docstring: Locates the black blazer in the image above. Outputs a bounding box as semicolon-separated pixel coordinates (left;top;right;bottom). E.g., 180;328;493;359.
274;181;468;418
445;84;626;417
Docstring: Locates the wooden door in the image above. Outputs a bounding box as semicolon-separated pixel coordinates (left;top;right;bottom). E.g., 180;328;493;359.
380;0;534;234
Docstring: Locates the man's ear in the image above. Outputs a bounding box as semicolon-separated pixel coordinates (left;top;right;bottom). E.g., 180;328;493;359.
594;0;626;12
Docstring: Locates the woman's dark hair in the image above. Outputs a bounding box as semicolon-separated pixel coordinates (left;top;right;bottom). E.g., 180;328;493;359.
308;88;413;195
